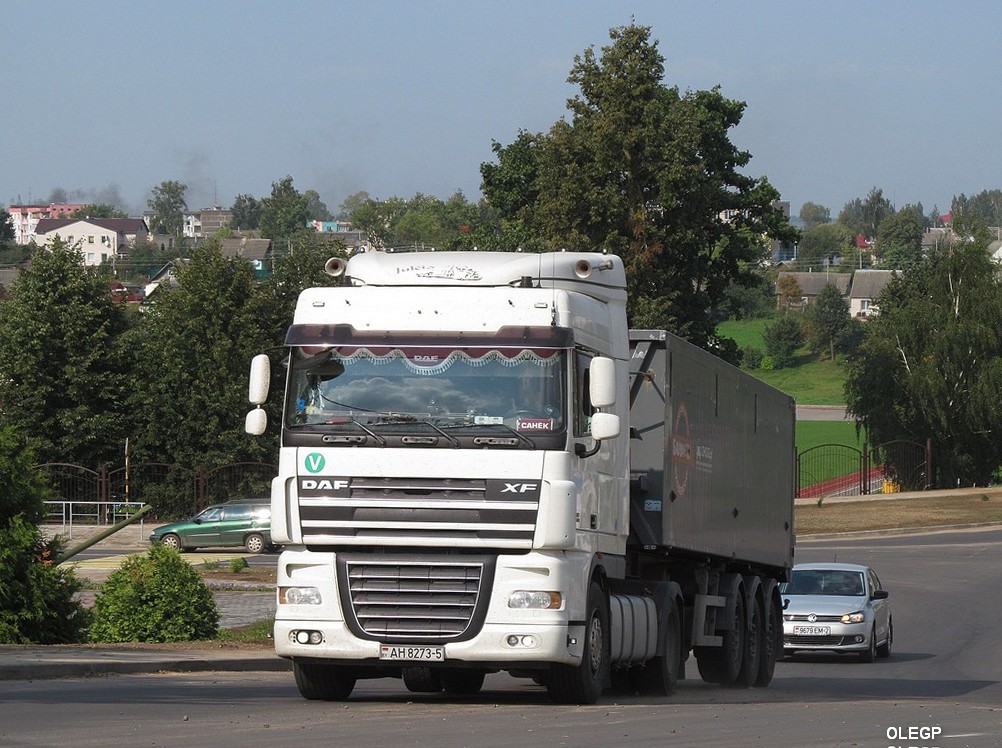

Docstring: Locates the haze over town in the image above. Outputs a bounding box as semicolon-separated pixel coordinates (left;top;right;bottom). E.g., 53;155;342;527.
3;1;999;218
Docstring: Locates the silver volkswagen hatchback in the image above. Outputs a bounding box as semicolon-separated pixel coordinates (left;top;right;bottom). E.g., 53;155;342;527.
781;562;892;661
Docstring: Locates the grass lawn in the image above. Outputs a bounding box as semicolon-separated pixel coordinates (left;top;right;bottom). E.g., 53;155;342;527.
796;420;864;452
717;318;848;405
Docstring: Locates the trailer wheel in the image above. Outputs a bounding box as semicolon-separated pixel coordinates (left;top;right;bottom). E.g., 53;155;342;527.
754;591;782;687
439;668;486;695
695;590;745;685
634;597;683;696
735;592;763;688
547;582;609;704
402;667;442;693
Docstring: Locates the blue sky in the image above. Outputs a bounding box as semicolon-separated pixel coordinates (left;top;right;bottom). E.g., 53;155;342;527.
3;1;998;219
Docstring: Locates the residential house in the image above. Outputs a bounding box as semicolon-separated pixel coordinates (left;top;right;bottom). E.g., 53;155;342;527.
848;269;896;318
776;271;851;310
33;217;149;266
183;207;233;239
219;236;272;275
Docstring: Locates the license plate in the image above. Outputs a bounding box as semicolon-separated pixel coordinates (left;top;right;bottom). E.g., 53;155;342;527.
793;625;831;636
379;645;445;662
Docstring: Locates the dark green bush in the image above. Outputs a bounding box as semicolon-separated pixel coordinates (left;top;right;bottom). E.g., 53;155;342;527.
741;345;764;369
89;543;219;642
0;425;90;644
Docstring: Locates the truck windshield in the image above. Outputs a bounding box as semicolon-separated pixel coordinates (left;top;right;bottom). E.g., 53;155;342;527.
286;344;567;434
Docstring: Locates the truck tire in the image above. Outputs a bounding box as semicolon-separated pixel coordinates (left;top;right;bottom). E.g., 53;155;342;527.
547;582;609;704
439;668;486;695
754;591;782;687
735;592;763;688
293;661;356;700
402;667;442;693
634;596;682;696
695;590;745;685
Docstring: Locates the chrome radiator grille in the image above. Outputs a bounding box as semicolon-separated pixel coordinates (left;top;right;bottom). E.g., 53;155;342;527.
299;476;540;548
337;556;493;641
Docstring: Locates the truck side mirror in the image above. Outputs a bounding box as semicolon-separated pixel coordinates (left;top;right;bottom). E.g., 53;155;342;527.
590;412;620;441
248;354;271;405
246;354;271;436
589;356;616;409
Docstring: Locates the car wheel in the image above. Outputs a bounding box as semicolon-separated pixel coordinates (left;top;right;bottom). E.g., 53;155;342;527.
244;532;266;554
160;533;183;551
877;618;893;658
859;626;877;663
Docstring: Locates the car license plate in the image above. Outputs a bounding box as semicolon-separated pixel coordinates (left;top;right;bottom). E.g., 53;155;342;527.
379;645;445;662
793;625;831;636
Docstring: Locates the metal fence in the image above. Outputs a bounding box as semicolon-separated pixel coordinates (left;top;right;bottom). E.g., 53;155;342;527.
43;500;150;539
797;438;932;499
33;461;278;520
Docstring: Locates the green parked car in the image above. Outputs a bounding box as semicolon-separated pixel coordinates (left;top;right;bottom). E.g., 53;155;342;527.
150;499;276;554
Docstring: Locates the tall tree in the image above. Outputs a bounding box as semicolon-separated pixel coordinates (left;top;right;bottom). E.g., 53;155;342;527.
0;239;133;464
845;228;1002;487
481;24;796;349
1;207;15;243
230;193;263;230
303;189;332;222
259;176;310;240
838;187;894;240
803;283;853;361
876;205;924;269
130;243;277;514
147;180;188;236
799;201;831;232
797;222;855;270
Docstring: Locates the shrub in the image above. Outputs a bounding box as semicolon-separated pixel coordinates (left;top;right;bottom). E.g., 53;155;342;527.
89;543;219;643
228;556;249;573
0;425;90;644
0;517;91;644
763;313;803;369
741;345;764;369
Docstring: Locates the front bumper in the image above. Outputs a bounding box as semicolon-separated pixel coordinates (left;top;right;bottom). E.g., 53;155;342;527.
782;621;872;652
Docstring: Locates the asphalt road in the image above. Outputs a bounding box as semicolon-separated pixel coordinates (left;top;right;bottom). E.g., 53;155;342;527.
4;527;1001;748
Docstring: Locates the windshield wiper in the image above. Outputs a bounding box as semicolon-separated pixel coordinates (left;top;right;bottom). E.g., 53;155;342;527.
374;416;461;448
445;422;536;449
321;418;387;447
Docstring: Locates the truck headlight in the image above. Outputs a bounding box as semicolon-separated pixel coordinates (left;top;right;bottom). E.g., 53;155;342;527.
508;591;561;609
279;586;322;605
841;611;865;624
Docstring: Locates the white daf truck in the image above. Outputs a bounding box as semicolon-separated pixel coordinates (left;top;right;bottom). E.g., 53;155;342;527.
246;250;795;704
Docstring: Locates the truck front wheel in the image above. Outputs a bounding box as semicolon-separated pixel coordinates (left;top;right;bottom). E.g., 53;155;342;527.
547;582;609;704
293;661;356;701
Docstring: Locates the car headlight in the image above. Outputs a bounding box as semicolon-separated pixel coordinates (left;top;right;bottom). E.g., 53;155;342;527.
508;591;561;609
279;586;322;605
841;611;865;624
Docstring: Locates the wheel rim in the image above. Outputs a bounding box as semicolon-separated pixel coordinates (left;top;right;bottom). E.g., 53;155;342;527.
587;613;604;675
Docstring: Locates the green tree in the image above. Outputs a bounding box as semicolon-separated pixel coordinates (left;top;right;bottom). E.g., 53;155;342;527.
876;205;924;269
303;189;332;222
837;187;894;240
1;207;15;243
70;204;126;219
762;313;803;368
845;229;1002;487
0;239;133;465
230;193;263;230
799;201;831;232
481;24;796;349
130;242;277;515
259;176;310;240
147;180;188;236
0;425;90;644
797;222;855;270
803;283;852;361
337;191;372;221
